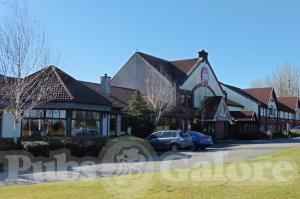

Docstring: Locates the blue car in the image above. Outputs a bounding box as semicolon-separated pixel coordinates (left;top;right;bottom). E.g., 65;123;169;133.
186;131;213;150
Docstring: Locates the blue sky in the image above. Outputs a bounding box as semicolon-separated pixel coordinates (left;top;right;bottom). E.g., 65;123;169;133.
2;0;300;88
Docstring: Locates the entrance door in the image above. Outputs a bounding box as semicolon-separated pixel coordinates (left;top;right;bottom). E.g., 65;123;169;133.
215;121;225;139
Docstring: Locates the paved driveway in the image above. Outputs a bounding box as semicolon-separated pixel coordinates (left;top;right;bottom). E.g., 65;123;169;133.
1;138;300;186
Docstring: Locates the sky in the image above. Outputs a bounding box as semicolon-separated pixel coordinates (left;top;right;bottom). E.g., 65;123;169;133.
1;0;300;88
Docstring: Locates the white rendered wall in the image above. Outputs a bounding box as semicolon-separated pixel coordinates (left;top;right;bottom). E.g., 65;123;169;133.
180;62;224;96
2;111;21;138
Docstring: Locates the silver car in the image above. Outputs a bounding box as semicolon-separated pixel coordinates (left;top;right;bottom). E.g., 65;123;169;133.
147;130;195;152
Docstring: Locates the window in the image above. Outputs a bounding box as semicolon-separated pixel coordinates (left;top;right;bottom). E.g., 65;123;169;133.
160;132;173;138
22;119;44;136
22;109;45;136
45;109;66;136
22;109;67;137
110;115;117;136
181;94;186;107
180;132;189;138
72;111;102;136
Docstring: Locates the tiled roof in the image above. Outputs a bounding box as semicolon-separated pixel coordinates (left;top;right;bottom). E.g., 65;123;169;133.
1;66;112;106
221;83;263;106
277;101;294;113
227;99;244;108
81;81;136;108
137;52;191;84
277;97;299;112
243;87;274;106
170;58;199;74
230;111;257;121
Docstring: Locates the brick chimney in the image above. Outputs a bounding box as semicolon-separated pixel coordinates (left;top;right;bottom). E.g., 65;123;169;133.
198;49;208;60
101;74;111;95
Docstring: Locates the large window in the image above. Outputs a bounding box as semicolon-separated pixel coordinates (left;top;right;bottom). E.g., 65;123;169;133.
181;94;186;107
22;109;66;136
71;111;102;136
45;110;66;136
22;110;45;136
110;115;117;136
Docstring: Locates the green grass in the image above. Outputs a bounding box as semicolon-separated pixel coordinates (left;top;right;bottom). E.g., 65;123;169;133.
1;146;300;199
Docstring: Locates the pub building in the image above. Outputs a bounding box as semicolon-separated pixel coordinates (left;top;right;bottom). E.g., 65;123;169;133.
1;50;300;140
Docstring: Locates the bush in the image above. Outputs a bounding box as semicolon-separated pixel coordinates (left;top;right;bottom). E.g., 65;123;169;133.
273;131;289;138
0;138;17;150
10;135;108;157
61;137;107;157
21;141;50;157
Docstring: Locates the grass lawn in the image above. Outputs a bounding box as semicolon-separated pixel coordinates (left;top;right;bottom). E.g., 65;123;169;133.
1;146;300;199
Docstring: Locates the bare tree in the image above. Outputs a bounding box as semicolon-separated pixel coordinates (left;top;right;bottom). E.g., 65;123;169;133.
250;64;300;97
144;68;176;126
0;1;57;142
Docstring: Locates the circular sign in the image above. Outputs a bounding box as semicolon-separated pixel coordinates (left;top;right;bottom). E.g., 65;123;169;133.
201;67;209;83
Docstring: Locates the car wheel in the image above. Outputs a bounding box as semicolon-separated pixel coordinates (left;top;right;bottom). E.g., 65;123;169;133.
200;145;206;150
171;144;178;152
192;142;198;151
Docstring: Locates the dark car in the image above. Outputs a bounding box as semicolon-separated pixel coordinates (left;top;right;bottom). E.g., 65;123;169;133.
147;130;195;152
186;131;213;150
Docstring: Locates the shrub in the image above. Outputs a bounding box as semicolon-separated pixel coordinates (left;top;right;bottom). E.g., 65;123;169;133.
0;138;17;150
10;135;108;157
273;131;289;138
61;137;107;157
21;141;50;157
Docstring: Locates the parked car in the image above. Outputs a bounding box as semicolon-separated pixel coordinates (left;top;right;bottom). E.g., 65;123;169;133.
289;126;300;135
74;129;99;137
186;131;213;150
147;130;195;152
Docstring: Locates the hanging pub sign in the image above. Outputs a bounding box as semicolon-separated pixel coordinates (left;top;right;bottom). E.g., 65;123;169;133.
201;67;209;85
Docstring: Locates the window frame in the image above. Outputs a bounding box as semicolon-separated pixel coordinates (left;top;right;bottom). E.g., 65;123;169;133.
71;110;103;136
21;108;67;137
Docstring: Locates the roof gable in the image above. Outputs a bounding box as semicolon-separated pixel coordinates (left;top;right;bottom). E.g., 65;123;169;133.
243;87;274;106
27;66;112;106
277;97;299;112
170;58;199;74
221;83;263;105
137;52;188;84
230;111;257;121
